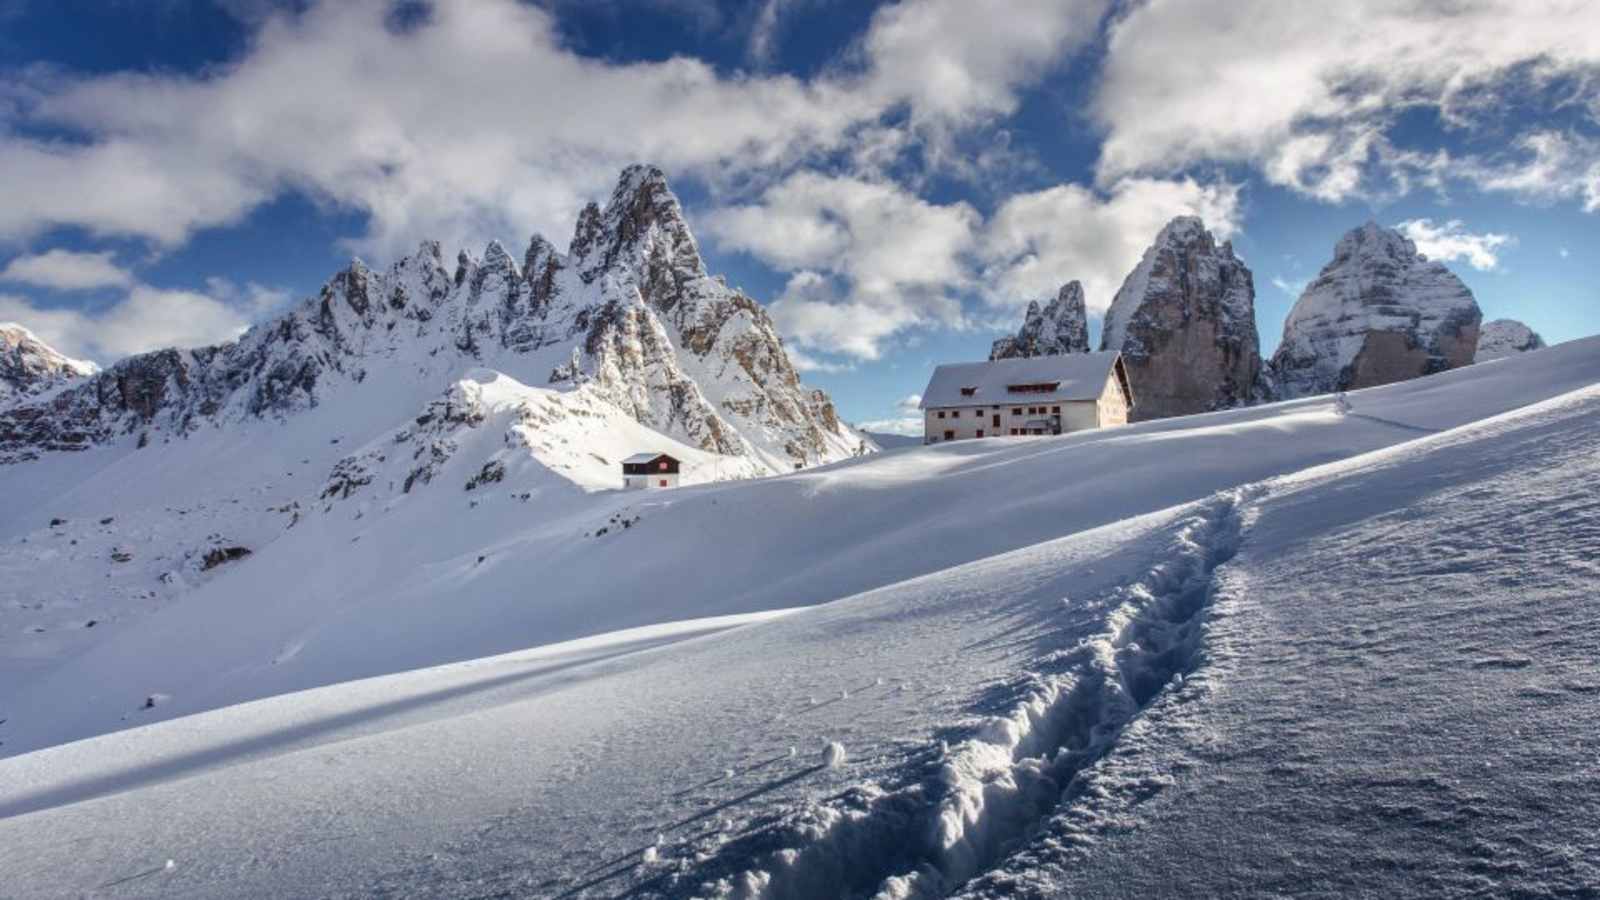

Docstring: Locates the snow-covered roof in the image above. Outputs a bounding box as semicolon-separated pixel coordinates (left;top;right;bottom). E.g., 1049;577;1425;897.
920;352;1124;409
621;452;676;464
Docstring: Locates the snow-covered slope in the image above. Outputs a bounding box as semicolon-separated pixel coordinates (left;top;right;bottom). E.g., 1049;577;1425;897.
989;281;1090;360
2;337;1597;898
0;323;96;407
1476;317;1546;361
7;337;1593;757
1272;222;1482;398
1099;216;1264;419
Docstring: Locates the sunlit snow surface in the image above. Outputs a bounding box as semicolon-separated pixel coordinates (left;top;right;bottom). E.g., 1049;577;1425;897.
3;339;1599;897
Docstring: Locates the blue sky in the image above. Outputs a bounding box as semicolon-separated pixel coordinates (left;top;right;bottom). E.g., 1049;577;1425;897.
0;0;1596;433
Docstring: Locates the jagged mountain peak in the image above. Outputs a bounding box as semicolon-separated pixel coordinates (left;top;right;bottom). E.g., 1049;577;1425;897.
0;164;868;474
1;323;97;404
990;280;1090;360
574;163;706;285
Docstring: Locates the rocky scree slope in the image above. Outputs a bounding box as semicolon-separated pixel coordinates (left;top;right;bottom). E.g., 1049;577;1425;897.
0;166;865;471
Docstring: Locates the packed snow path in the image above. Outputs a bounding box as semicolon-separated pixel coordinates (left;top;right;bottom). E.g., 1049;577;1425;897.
2;341;1599;898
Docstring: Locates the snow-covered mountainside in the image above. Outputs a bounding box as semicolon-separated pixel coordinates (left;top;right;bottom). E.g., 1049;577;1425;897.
1271;222;1482;398
0;165;864;471
2;337;1597;899
1099;216;1264;420
0;323;96;406
989;281;1090;360
1476;317;1546;362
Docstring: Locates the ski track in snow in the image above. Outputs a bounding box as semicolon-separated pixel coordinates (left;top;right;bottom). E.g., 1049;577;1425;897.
676;491;1258;899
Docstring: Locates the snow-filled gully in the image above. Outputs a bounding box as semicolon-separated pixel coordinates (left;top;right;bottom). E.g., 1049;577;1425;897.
695;489;1258;900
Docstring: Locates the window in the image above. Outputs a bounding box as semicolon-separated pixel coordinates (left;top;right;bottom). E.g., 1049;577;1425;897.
659;479;668;487
1051;405;1061;414
959;386;978;397
943;430;954;441
991;414;1000;427
658;461;669;471
976;429;984;438
1012;407;1022;415
1006;382;1061;394
951;410;959;418
937;410;945;419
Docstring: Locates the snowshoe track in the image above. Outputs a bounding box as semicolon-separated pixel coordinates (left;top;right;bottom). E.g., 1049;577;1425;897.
667;488;1257;900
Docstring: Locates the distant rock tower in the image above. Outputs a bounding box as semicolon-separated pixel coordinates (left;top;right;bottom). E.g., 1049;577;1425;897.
1099;216;1264;421
1271;222;1482;398
990;281;1091;360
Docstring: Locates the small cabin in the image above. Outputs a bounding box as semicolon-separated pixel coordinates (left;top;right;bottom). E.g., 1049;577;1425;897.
622;452;681;489
918;352;1133;443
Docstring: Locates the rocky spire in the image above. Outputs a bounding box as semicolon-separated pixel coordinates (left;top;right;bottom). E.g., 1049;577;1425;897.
990;281;1090;360
1099;216;1263;420
1270;221;1481;398
573;164;706;289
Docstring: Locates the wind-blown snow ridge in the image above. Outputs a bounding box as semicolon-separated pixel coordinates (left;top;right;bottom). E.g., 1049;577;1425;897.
686;490;1254;899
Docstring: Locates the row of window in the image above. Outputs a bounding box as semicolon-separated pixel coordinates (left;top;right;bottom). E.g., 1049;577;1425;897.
936;427;1051;442
934;405;1062;419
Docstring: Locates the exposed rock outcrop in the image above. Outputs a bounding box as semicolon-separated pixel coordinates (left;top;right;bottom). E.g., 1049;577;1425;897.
0;166;866;471
990;281;1090;360
1;324;97;406
1271;222;1482;398
1476;318;1546;362
1099;216;1263;420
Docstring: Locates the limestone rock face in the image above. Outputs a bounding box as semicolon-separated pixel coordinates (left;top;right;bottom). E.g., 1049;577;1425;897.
0;324;96;406
990;281;1090;360
1476;318;1547;362
0;165;867;471
1271;222;1482;398
1099;216;1264;420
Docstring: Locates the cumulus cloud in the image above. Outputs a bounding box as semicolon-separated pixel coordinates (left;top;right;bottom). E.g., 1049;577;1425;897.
979;176;1243;313
0;0;1108;263
1396;219;1512;272
708;174;979;359
0;284;252;362
0;249;133;291
1093;0;1600;203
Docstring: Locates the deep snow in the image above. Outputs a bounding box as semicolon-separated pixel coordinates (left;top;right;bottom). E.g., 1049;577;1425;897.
1;338;1598;898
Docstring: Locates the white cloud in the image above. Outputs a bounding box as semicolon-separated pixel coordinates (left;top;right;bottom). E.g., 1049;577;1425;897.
1;0;1108;262
1093;1;1600;203
895;393;921;413
708;174;978;359
0;282;263;362
785;346;855;374
979;176;1243;313
0;249;134;291
857;416;923;437
1395;219;1512;272
1271;276;1307;297
1560;246;1571;259
1460;131;1600;214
